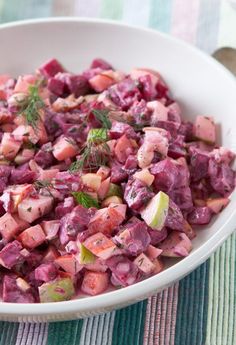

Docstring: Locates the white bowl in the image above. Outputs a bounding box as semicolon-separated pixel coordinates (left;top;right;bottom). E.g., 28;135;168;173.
0;17;235;322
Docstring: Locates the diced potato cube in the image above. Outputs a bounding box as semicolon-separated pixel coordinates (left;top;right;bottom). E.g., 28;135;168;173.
0;213;19;241
53;136;77;161
18;224;46;249
83;232;118;260
18;195;53;223
81;271;109;296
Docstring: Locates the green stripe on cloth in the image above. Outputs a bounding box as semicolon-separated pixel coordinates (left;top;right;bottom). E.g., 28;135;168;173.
149;0;173;32
205;233;236;345
0;322;19;345
100;0;124;20
111;300;147;345
0;0;52;23
46;320;83;345
174;260;210;345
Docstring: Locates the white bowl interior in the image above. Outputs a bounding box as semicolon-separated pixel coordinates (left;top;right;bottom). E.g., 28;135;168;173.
0;18;235;321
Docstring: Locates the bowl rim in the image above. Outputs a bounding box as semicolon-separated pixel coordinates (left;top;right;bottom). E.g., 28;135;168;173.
0;16;236;317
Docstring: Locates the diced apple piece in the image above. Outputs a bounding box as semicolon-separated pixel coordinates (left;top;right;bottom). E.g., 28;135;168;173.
133;168;154;186
41;220;60;240
145;245;162;260
0;213;20;241
81;173;102;192
98;177;110;200
55;255;82;275
16;277;31;292
18;195;53;223
159;231;192;257
81;271;109;296
106;183;122;198
206;198;230;214
195;116;216;144
53;136;77;161
102;196;123;207
38;277;75;303
79;243;96;264
96;166;111;180
140;191;169;230
1;133;22;159
133;253;156;274
18;224;46;249
89;74;115;92
83;232;118;260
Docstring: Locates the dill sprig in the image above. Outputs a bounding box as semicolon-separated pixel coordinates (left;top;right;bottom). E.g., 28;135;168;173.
18;81;45;129
92;109;112;129
34;180;54;197
71;191;99;209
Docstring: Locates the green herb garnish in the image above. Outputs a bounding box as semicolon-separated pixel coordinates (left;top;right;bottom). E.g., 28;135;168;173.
92;109;112;129
71;191;99;208
18;81;45;129
87;128;108;144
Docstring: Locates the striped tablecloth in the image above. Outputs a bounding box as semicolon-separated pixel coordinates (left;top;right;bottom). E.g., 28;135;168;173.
0;1;236;344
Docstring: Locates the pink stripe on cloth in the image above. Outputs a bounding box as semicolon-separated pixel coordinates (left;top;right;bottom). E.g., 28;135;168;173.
170;0;200;44
143;283;179;345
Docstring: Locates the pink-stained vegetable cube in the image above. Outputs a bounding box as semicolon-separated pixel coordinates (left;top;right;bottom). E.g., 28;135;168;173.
81;271;109;296
53;136;77;161
96;166;111;180
206;198;230;214
147;100;168;122
18;224;46;249
133;168;155;187
194;116;216;144
159;231;192;257
0;213;20;241
12;214;30;232
89;74;115;92
43;245;60;263
14;75;37;93
0;108;13;124
83;232;118;260
133;253;156;274
152;258;164;274
55;255;82;275
13;125;39;144
97;177;110;200
38;168;59;181
1;133;22;159
85;258;108;272
39;59;65;78
145;245;163;260
1;184;34;213
18;195;53;223
14;149;35;165
114;135;134;164
102;196;123;207
110;203;127;218
41;220;60;240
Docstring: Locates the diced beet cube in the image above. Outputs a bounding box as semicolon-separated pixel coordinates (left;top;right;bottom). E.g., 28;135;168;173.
189;148;210;182
110;161;128;183
10;168;36;184
34;144;55;168
109;121;137;140
150;159;179;192
168;186;193;211
148;227;168;245
124;178;154;210
208;158;235;196
34;263;58;282
81;271;109;296
59;205;96;245
90;58;113;70
114;219;150;256
48;77;65;96
3;275;35;303
67;75;90;97
0;240;23;269
188;206;213;225
165;199;184;230
39;59;65;78
106;255;139;287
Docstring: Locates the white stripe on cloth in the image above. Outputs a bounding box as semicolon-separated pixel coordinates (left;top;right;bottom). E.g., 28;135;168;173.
15;323;48;345
143;283;179;345
79;311;115;345
122;0;150;27
74;0;102;17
